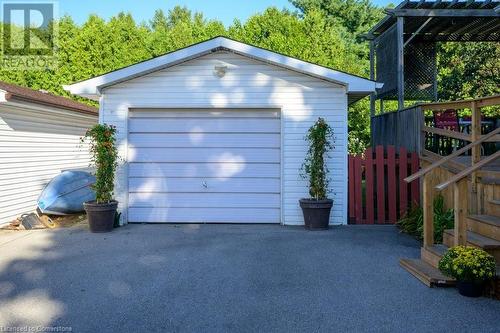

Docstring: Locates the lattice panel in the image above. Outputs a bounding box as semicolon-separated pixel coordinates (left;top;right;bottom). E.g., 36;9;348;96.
404;42;437;100
375;25;398;98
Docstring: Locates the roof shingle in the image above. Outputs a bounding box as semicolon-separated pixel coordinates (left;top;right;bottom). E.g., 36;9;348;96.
0;80;97;115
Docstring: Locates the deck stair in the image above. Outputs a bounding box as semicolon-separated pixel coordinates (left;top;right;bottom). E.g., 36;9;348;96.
395;97;500;291
399;179;500;286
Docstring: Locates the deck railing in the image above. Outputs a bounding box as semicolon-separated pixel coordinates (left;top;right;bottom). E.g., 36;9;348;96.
371;95;500;154
400;95;500;248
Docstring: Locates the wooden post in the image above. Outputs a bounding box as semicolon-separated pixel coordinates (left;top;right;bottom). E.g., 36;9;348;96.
423;173;434;247
396;17;405;111
370;41;376;117
453;178;468;246
470;100;480;214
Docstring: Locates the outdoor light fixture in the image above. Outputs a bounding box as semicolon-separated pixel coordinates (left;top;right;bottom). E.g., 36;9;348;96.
214;65;227;78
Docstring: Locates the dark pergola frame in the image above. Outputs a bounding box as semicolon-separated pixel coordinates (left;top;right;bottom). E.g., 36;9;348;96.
365;0;500;116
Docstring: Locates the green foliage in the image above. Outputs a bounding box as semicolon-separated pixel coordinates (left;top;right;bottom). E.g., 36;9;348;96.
0;2;498;151
396;194;454;243
432;194;455;241
82;124;118;203
439;246;496;283
301;118;333;199
438;42;500;104
397;204;423;238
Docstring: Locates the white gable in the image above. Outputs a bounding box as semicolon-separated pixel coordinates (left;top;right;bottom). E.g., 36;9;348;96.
64;37;382;104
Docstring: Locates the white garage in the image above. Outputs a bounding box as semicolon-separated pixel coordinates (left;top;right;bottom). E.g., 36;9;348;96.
65;37;381;226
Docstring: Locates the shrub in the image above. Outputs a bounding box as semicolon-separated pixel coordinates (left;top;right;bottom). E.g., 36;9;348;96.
82;124;118;203
439;246;496;282
300;118;333;200
396;194;454;243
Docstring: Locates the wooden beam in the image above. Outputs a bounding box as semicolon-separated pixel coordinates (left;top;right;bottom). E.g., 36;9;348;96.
432;0;442;8
480;0;492;8
420;94;500;110
435;150;500;191
387;9;500;17
403;17;433;47
422;126;471;141
471;101;481;213
397;17;404;110
370;41;376;117
423;173;435;247
453;178;468;246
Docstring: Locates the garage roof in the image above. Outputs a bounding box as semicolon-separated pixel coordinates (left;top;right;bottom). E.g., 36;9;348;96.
64;36;382;105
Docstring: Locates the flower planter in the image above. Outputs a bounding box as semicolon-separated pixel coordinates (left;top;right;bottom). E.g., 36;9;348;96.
457;281;484;298
299;198;333;230
84;200;118;233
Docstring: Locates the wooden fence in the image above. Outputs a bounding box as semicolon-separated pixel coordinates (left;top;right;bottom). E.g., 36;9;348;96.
348;145;420;224
371;106;425;153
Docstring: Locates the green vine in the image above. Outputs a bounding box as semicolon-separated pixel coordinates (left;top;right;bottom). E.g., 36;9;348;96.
301;118;333;200
82;124;118;204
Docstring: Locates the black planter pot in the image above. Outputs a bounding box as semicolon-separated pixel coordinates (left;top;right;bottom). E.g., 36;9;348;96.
457;280;484;298
299;199;333;230
83;200;118;233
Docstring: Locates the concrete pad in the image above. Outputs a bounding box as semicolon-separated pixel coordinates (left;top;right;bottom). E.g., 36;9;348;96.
0;224;498;332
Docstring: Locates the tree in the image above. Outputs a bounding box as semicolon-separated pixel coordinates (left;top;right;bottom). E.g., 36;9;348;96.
438;42;500;102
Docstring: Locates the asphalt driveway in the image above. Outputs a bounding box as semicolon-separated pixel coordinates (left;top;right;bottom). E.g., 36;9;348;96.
0;224;498;332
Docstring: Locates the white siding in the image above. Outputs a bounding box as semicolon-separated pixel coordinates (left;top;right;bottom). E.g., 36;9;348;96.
102;51;348;225
0;103;97;224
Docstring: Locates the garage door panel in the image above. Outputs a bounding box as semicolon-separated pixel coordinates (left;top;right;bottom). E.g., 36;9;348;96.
129;110;280;118
129;193;280;208
129;177;280;193
129;118;280;133
129;163;280;178
129;207;280;223
129;147;280;163
128;133;280;148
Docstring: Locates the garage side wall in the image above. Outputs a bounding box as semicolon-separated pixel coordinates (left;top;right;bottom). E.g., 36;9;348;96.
0;103;97;224
102;51;348;225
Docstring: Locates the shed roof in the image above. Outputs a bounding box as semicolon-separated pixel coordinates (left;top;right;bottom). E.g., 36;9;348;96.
0;80;97;116
64;36;382;105
366;0;500;42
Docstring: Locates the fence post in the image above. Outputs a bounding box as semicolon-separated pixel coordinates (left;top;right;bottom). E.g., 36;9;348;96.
365;148;375;224
354;155;363;223
387;146;397;223
376;146;386;223
348;156;355;222
399;147;408;217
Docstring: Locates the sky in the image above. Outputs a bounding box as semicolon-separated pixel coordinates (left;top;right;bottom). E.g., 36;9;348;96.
57;0;392;26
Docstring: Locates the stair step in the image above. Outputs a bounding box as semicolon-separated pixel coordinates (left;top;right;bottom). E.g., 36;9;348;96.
443;229;500;250
468;215;500;241
443;229;500;263
480;177;500;185
400;258;455;287
421;245;448;268
489;200;500;205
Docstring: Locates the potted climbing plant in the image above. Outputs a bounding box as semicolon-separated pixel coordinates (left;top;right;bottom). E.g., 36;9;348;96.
299;117;334;230
438;246;496;297
82;124;119;233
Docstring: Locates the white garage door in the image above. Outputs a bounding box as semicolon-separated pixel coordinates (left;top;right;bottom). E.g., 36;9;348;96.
127;109;281;223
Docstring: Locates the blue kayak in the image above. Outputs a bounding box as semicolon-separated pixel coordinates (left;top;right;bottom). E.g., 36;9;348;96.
38;171;96;215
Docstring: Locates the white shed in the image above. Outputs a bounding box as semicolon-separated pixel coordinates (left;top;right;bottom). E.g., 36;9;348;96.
0;81;97;225
65;37;380;226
